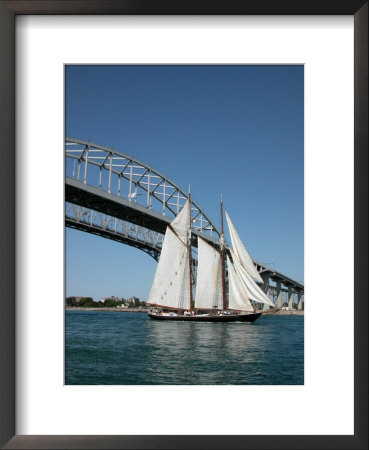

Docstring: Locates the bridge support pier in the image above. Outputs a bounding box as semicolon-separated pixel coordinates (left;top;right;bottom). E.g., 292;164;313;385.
288;286;293;310
297;291;303;310
276;282;283;309
261;273;271;310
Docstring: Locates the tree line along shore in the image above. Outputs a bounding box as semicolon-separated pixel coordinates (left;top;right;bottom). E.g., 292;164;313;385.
66;306;149;312
65;296;146;308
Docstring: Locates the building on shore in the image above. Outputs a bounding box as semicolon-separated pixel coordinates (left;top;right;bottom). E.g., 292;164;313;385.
126;296;139;306
100;296;125;303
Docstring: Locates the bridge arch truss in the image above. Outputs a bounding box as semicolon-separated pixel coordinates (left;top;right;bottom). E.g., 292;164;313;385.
65;137;219;236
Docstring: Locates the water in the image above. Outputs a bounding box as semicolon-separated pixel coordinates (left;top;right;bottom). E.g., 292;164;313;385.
65;311;304;385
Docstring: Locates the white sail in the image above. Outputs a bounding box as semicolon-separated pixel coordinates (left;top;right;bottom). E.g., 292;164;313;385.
171;199;191;241
148;198;192;309
147;227;190;310
225;211;263;283
195;237;223;310
227;255;254;312
230;248;275;307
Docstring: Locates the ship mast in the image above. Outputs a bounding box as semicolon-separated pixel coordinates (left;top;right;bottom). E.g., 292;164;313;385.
188;192;194;314
220;195;227;311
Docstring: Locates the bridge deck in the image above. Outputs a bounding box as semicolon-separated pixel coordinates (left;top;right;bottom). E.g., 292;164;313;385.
66;177;220;248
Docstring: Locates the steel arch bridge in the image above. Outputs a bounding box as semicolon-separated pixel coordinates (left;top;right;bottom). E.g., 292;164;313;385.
65;138;220;260
65;138;304;304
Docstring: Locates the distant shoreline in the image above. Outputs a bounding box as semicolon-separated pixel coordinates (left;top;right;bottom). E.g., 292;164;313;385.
65;307;303;315
65;307;149;313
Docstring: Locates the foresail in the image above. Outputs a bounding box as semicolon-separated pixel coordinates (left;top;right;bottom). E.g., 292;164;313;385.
147;227;190;310
230;248;274;307
227;255;254;312
195;237;223;309
171;199;191;242
225;211;263;283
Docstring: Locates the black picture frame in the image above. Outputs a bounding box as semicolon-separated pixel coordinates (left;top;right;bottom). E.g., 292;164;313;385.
0;1;367;449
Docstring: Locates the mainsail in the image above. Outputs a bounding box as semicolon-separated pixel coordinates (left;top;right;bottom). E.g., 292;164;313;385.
147;200;191;310
194;237;223;309
225;211;263;283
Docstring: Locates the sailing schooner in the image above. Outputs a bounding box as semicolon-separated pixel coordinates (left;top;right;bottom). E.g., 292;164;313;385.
147;195;275;322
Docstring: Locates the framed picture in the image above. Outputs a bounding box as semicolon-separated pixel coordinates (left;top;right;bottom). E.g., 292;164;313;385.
1;1;367;449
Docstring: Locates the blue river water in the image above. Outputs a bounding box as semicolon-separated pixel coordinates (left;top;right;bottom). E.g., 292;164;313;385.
65;311;304;385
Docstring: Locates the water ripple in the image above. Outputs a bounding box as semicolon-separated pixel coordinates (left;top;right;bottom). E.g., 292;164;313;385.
65;311;304;385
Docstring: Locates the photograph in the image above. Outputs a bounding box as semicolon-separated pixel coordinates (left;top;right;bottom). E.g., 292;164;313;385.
65;65;304;385
1;2;366;446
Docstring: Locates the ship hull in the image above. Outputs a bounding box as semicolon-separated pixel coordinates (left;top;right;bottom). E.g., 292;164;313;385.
148;312;262;322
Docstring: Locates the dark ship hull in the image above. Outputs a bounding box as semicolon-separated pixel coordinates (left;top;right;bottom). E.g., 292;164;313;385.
148;312;262;322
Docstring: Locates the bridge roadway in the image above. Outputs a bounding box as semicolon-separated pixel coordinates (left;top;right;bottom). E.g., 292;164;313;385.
66;177;220;247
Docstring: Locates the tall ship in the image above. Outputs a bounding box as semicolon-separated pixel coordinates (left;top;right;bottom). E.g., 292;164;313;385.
147;195;275;322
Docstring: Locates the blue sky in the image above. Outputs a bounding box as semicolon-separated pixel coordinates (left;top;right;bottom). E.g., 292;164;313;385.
65;65;304;301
